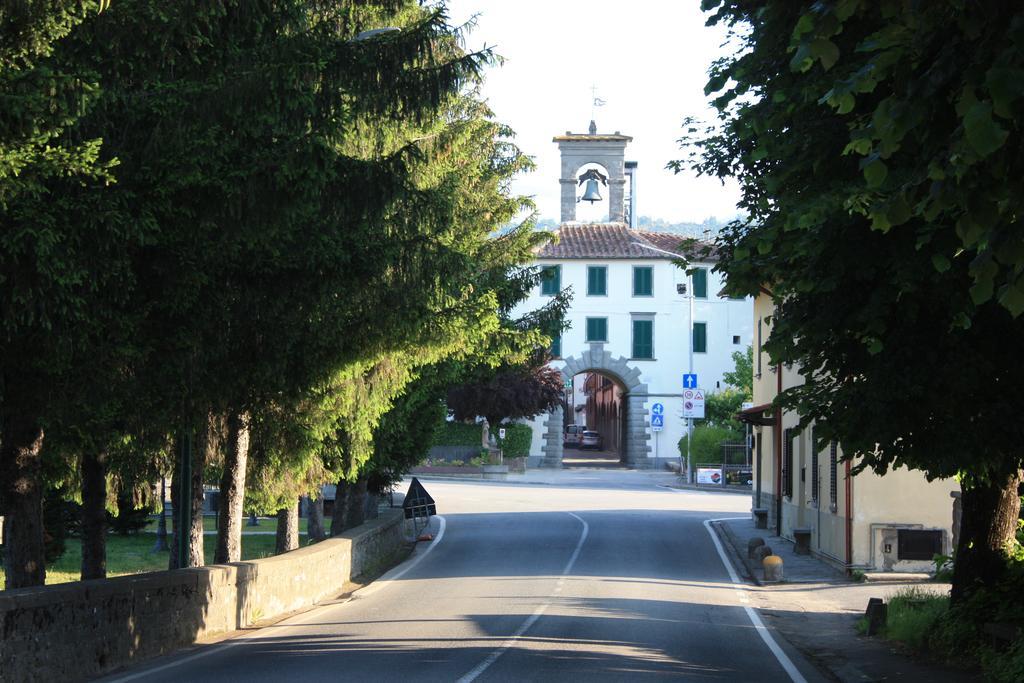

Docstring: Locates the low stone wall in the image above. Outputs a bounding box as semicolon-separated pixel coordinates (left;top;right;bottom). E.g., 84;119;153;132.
0;509;407;682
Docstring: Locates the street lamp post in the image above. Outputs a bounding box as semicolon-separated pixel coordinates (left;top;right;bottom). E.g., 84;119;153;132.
630;241;695;482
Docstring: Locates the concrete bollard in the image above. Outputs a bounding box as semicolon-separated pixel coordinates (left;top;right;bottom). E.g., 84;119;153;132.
763;554;784;582
748;537;766;559
864;597;887;635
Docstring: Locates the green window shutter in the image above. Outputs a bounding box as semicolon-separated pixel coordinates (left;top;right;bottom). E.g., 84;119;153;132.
541;265;560;296
693;322;707;353
692;268;708;298
632;319;653;358
587;266;607;296
633;266;653;296
586;317;607;342
550;334;561;358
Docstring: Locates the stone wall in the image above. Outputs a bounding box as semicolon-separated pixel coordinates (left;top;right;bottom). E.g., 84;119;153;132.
0;509;407;682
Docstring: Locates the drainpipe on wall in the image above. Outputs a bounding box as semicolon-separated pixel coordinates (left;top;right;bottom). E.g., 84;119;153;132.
845;460;853;567
774;364;783;538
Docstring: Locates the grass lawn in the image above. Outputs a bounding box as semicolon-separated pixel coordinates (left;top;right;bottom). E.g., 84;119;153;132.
143;514;314;534
1;518;320;587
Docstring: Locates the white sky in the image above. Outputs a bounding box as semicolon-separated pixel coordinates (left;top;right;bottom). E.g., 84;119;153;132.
444;0;742;224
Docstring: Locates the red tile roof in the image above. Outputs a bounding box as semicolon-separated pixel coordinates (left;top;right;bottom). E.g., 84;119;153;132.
535;223;716;261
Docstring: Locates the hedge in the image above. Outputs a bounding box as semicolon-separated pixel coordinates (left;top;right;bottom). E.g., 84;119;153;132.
678;425;743;465
497;423;532;458
431;421;483;447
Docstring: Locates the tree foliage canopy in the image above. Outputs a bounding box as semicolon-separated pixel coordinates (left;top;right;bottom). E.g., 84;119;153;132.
685;0;1024;602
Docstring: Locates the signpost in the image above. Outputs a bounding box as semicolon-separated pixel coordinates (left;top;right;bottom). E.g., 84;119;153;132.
403;477;436;539
681;388;705;419
683;373;698;389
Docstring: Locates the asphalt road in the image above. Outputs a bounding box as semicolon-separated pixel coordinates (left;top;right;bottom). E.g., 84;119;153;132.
105;473;825;682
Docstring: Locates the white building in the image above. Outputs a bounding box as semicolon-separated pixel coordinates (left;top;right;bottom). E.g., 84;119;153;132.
516;123;753;468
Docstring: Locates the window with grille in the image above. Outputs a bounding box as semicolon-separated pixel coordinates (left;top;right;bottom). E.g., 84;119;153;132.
783;428;794;498
829;440;838;512
810;429;819;505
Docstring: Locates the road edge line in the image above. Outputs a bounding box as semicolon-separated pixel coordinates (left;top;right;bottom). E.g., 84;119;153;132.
703;517;808;683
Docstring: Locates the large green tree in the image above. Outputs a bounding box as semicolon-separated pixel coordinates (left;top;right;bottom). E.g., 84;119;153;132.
0;0;127;589
687;1;1024;603
1;0;522;584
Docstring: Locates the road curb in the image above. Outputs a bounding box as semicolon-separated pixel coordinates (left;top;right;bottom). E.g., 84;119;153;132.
712;520;763;586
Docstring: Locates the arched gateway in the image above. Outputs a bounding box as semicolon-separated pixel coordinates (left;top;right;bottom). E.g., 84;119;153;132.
539;343;652;468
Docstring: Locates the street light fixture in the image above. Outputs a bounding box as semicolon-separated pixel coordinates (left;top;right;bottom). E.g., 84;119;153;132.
631;241;695;482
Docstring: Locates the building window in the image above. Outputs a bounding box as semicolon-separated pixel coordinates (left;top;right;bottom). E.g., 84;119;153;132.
783;428;794;499
540;265;561;296
550;334;561;358
693;322;707;353
633;266;653;296
810;429;819;505
829;440;838;512
692;267;708;298
732;335;741;345
587;266;607;296
632;318;654;359
585;317;608;342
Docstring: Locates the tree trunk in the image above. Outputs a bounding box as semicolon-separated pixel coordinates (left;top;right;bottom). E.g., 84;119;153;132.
275;503;299;554
330;479;351;536
80;450;108;580
306;495;326;542
345;477;368;530
168;420;209;570
950;471;1023;604
214;411;250;564
0;411;46;590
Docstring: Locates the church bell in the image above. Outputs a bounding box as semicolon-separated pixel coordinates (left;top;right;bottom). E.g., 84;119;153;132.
580;178;603;203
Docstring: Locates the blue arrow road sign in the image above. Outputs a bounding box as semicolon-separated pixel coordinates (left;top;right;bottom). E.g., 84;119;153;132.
651;414;665;428
651;402;664;416
683;373;698;389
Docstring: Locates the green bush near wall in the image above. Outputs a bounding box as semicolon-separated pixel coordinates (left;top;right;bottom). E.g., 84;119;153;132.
678;425;743;465
497;423;532;458
431;421;483;447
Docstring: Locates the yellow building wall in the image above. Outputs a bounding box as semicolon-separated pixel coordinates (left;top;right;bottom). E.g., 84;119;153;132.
749;292;958;571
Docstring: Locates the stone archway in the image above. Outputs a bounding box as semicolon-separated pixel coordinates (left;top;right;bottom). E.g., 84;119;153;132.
540;343;651;468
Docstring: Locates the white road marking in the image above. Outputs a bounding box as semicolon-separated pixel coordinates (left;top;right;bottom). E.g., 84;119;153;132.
106;516;448;682
457;511;589;683
704;517;808;683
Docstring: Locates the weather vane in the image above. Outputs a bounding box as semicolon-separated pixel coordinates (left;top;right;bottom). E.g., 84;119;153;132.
591;84;606;123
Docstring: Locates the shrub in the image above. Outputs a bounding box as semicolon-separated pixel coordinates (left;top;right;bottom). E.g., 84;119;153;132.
497;423;532;458
678;425;743;466
884;586;948;649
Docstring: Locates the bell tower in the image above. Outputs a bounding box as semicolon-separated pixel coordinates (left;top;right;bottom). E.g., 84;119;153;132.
554;121;632;223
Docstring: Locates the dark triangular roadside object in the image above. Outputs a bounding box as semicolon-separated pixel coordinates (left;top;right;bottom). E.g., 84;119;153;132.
403;477;436;519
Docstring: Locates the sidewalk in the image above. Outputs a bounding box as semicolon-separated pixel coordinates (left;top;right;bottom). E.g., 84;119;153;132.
715;517;979;682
